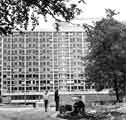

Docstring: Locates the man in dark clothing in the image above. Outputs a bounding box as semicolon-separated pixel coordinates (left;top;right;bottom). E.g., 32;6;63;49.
54;89;59;111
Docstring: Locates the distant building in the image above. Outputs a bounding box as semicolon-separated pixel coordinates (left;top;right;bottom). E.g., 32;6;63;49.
0;37;2;102
0;31;92;103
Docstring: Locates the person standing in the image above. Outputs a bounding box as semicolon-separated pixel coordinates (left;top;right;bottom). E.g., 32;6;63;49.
54;89;59;111
43;90;49;112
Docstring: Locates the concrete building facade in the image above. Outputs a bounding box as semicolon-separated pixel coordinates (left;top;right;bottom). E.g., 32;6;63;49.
1;31;91;103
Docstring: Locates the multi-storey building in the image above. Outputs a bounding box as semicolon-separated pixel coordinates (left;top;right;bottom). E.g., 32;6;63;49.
1;31;91;103
0;37;2;102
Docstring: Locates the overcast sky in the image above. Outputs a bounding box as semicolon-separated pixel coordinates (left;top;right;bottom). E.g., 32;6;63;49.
35;0;126;31
84;0;126;20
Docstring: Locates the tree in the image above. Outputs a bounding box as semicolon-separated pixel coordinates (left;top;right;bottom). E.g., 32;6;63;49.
84;9;126;102
0;0;85;35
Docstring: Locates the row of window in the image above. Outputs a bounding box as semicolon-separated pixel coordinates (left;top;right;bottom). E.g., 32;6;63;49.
4;37;85;44
3;50;83;56
3;73;83;77
5;85;86;93
3;67;83;72
6;31;84;37
3;56;54;61
7;86;52;91
3;72;84;78
3;55;83;62
5;45;84;50
3;61;82;66
3;80;51;85
5;85;85;91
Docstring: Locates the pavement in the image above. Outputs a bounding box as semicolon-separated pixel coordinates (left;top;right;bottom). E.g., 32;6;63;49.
0;107;60;120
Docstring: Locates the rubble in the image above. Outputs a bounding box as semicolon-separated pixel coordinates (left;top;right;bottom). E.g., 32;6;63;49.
57;103;126;120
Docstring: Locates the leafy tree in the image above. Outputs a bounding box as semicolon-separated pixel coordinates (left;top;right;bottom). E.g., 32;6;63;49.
84;9;126;102
0;0;84;34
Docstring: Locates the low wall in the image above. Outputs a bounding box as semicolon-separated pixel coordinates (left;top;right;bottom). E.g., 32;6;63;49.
48;93;116;107
5;90;117;105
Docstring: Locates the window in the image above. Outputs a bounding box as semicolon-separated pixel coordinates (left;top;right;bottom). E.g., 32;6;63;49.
14;74;18;78
40;74;46;79
19;56;24;61
4;38;7;42
3;50;7;54
3;74;7;78
7;50;10;54
33;62;38;66
19;38;24;42
19;87;24;90
3;56;7;60
3;44;7;48
26;50;32;54
74;80;77;83
26;56;31;60
33;56;37;60
19;68;22;72
42;49;46;53
26;38;30;43
7;44;10;48
47;74;50;78
19;50;24;54
47;80;50;84
36;81;39;84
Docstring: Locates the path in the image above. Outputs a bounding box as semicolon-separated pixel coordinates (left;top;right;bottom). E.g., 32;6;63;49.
0;107;61;120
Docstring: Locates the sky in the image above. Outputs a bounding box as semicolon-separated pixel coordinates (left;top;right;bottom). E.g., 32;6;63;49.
83;0;126;21
35;0;126;31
